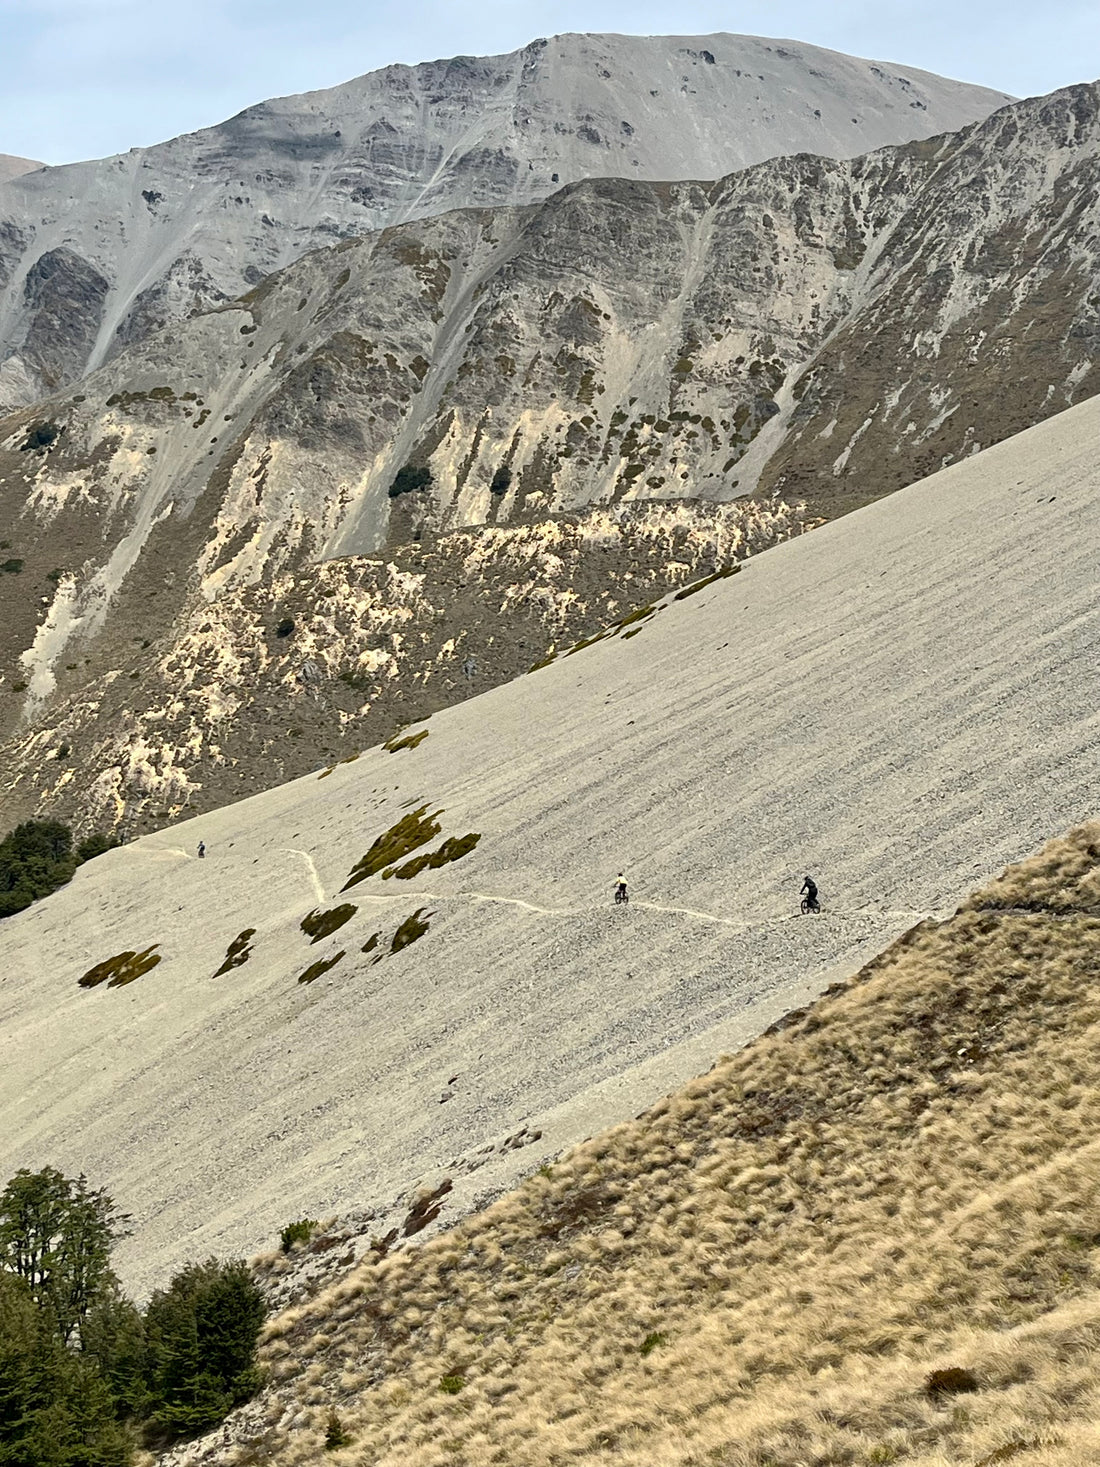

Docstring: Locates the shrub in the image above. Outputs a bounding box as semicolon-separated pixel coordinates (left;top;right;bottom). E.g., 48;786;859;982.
279;1219;317;1254
323;1408;351;1449
300;904;357;943
0;1273;131;1466
274;617;294;638
1;558;25;573
391;908;432;954
0;819;78;918
213;929;256;976
384;729;429;753
79;947;162;989
385;832;480;880
490;465;512;494
297;951;345;985
142;1258;266;1439
77;831;118;862
439;1374;466;1394
341;807;442;891
925;1365;980;1398
19;420;60;452
388;464;432;498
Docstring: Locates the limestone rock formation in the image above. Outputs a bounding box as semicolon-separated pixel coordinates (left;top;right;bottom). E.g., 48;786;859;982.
0;83;1096;834
0;33;1012;404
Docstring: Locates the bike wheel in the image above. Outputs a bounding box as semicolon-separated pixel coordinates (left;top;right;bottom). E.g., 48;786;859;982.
800;898;810;914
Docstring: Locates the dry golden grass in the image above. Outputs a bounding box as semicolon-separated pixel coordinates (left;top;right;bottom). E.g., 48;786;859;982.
219;822;1100;1467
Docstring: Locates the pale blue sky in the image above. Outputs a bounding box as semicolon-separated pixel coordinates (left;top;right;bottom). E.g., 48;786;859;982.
2;0;1098;165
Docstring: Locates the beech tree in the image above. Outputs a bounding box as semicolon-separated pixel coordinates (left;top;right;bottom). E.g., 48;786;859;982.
0;1169;125;1346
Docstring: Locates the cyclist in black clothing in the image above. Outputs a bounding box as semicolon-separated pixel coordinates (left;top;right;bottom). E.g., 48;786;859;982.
800;875;819;912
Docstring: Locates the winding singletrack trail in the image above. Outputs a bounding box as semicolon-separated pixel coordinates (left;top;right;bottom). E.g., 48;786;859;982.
1;396;1097;1292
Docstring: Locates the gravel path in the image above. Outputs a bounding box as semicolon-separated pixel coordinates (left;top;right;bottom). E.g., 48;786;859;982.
1;396;1097;1296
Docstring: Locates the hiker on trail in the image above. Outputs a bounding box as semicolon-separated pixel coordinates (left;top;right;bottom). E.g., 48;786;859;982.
197;841;206;860
614;872;628;905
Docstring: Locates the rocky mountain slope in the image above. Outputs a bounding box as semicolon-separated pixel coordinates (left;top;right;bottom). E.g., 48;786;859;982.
0;33;1012;405
1;393;1096;1297
159;819;1100;1467
0;81;1095;836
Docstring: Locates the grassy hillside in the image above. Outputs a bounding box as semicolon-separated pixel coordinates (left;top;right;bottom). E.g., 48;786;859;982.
195;820;1100;1467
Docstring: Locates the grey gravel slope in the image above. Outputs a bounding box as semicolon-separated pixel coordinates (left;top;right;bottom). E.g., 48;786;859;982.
0;82;1094;838
0;31;1012;404
1;396;1097;1294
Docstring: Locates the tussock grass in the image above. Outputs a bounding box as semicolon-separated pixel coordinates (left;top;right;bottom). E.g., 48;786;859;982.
229;823;1100;1467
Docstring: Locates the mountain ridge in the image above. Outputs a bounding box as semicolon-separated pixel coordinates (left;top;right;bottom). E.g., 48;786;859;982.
0;31;1012;405
0;81;1095;836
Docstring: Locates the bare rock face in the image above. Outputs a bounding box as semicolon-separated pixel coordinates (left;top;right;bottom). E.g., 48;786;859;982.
0;32;1013;405
0;82;1096;835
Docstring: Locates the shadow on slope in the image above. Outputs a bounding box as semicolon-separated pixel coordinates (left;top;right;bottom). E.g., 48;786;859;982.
206;820;1100;1467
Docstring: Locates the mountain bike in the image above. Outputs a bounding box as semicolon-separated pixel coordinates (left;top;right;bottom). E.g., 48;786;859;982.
800;895;820;914
615;886;629;905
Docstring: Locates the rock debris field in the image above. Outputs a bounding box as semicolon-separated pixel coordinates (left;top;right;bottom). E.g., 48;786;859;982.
1;397;1097;1295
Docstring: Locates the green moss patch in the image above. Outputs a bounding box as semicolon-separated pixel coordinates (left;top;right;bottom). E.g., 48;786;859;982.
342;807;442;891
214;929;256;976
384;729;429;753
384;833;481;880
79;946;162;989
298;951;345;985
391;909;432;954
673;563;741;600
301;904;357;943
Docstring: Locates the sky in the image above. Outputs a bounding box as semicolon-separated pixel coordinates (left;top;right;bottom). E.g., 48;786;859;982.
1;0;1098;165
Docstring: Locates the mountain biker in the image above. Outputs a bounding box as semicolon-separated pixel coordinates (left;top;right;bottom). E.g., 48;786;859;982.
614;872;628;904
800;875;818;911
197;841;206;860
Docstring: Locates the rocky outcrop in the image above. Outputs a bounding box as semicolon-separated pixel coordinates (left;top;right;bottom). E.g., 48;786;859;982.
0;82;1096;833
0;33;1012;404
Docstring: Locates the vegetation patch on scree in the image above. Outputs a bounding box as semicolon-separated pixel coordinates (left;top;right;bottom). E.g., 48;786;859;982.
384;832;480;880
297;951;345;985
673;562;741;600
342;807;442;890
385;729;429;753
300;904;358;943
214;928;256;976
79;946;162;989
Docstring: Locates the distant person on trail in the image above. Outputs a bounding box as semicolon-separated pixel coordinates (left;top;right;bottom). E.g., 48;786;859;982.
614;872;628;905
197;841;206;860
800;875;818;913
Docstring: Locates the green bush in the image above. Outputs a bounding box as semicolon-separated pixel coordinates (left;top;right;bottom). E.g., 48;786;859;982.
1;558;24;573
0;821;118;920
0;820;78;918
388;464;432;498
0;1274;132;1466
142;1259;266;1438
323;1408;351;1449
279;1219;317;1254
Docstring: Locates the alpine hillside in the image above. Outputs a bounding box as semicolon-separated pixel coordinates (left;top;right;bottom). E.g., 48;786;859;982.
0;393;1096;1298
0;82;1095;836
0;32;1012;405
